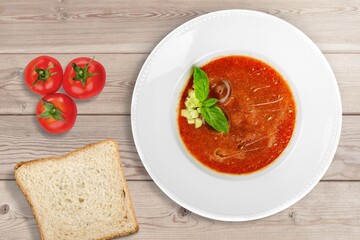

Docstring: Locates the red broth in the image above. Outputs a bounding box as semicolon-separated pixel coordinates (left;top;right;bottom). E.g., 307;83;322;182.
178;56;296;175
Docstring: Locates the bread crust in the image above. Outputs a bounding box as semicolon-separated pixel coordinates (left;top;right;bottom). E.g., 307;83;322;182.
14;139;139;240
15;156;59;240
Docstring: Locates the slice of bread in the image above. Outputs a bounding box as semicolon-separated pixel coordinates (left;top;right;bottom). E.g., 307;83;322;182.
14;139;139;240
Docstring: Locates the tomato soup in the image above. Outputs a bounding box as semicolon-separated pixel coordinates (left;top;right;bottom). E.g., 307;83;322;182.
178;56;296;175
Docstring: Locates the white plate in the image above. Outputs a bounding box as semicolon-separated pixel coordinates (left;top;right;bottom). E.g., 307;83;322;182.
131;10;342;221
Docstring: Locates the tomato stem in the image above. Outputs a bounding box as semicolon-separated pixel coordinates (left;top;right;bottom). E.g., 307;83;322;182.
72;58;98;87
33;64;56;86
37;100;65;122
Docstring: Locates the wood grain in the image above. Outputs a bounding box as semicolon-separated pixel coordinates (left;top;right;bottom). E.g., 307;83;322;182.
1;1;359;239
0;181;359;240
0;115;359;181
0;53;359;114
0;115;149;181
1;1;360;54
0;54;146;115
328;54;360;114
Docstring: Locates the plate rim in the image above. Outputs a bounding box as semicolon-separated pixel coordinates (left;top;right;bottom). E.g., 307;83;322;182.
131;9;342;221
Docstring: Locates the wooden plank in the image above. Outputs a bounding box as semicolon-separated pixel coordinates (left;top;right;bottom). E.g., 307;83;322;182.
0;115;358;181
0;115;149;181
0;1;360;53
0;54;146;115
0;53;359;115
327;54;360;114
0;181;359;240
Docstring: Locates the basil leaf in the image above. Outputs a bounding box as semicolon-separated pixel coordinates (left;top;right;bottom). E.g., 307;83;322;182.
193;66;209;102
202;98;218;107
201;106;229;133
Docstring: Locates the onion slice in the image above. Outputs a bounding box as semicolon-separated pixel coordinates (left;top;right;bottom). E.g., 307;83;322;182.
218;80;231;103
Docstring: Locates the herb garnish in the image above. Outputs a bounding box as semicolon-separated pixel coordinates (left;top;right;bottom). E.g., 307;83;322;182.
181;66;229;133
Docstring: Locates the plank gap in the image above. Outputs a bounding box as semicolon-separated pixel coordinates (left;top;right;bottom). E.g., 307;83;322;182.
0;113;358;116
1;179;359;182
1;51;360;55
320;179;360;182
0;113;132;116
0;52;150;55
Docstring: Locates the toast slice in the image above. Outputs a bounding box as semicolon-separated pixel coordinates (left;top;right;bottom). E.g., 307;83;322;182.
14;140;139;240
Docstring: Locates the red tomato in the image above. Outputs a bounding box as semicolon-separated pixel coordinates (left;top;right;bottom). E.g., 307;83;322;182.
24;56;63;95
63;57;106;99
36;93;77;134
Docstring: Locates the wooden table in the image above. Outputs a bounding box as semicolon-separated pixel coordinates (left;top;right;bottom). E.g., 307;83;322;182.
0;1;359;239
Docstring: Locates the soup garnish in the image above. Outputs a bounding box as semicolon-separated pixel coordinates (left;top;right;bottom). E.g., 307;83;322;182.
178;56;296;175
180;67;229;133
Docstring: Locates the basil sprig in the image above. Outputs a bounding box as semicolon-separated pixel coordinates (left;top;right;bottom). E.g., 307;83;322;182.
193;67;210;102
192;67;229;133
201;106;229;133
202;98;218;108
